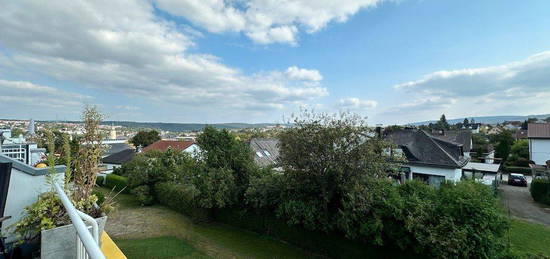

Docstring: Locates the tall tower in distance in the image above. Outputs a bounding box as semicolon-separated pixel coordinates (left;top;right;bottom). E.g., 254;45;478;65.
109;125;117;139
27;118;36;136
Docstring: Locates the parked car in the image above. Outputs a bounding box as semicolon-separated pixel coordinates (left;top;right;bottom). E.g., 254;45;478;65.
508;173;528;187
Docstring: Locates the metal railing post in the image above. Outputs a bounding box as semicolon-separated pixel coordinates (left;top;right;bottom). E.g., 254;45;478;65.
53;183;105;259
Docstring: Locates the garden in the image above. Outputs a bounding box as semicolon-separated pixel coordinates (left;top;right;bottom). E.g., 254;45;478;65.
106;111;524;258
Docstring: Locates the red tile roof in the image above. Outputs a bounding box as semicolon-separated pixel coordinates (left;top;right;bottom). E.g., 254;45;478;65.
142;140;195;152
528;123;550;139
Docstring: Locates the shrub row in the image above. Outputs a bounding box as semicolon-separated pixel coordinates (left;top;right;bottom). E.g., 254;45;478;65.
213;208;417;259
155;182;210;222
530;179;550;205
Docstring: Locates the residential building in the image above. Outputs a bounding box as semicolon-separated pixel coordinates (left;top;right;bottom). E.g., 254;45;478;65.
249;138;280;168
429;130;473;158
143;140;199;154
101;147;140;174
528;123;550;165
515;129;528;140
385;129;470;186
0;128;45;166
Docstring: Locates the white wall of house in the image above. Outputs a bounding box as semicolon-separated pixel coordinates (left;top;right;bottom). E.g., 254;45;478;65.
3;168;64;239
408;164;462;182
485;151;495;164
529;138;550;165
184;144;200;156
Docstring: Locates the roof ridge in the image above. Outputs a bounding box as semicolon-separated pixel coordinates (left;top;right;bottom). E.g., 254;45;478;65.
419;130;462;167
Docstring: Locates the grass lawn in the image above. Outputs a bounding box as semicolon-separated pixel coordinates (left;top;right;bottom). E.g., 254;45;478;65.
97;187;314;259
509;219;550;256
115;236;210;259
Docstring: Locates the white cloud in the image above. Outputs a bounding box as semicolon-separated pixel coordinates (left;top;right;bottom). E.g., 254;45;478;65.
390;51;550;123
0;79;90;108
0;0;328;120
338;97;378;109
285;66;323;81
155;0;383;44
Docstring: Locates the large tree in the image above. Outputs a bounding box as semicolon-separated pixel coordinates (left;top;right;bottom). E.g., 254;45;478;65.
493;130;514;163
131;130;161;147
276;111;397;231
196;126;258;200
436;114;450;130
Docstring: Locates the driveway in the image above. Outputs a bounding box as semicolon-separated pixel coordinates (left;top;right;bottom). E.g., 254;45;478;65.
499;175;550;226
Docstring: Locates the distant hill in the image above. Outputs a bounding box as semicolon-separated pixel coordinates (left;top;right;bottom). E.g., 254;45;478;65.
100;121;282;132
411;114;550;126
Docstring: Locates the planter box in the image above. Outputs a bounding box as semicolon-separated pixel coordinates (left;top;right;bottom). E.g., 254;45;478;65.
40;216;107;259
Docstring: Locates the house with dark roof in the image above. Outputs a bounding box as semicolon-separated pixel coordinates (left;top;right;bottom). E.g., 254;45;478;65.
429;130;473;158
385;129;470;186
143;140;199;154
528;123;550;165
249;138;280;168
101;147;139;174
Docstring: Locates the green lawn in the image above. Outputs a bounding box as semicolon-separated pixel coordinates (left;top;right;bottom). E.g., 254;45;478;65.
509;219;550;256
115;236;210;259
97;187;314;259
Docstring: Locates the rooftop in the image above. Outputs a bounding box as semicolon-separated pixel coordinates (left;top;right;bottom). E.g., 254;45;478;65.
528;123;550;139
249;138;280;167
142;140;195;152
385;129;470;168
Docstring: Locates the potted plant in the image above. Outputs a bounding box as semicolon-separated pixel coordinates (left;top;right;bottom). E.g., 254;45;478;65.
11;106;115;259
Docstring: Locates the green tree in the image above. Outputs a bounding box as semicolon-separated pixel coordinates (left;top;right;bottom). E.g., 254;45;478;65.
436;114;449;130
463;118;469;126
130;130;161;147
276;111;397;231
493;130;514;163
472;133;489;161
197;125;258;199
11;127;25;137
508;139;529;167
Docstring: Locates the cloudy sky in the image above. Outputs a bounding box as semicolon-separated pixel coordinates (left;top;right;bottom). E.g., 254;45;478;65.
1;0;550;124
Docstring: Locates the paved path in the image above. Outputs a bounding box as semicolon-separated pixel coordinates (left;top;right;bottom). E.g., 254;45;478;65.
499;178;550;226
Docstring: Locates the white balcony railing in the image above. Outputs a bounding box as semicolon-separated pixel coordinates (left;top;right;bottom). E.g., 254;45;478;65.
53;183;106;259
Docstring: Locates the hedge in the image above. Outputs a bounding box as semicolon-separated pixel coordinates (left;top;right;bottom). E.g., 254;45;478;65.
155;182;210;223
530;179;550;205
502;166;532;175
213;208;418;259
104;174;129;193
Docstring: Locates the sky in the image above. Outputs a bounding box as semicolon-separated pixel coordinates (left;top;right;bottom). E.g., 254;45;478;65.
1;0;550;125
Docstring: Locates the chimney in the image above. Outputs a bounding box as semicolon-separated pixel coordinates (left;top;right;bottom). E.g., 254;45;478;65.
375;124;383;138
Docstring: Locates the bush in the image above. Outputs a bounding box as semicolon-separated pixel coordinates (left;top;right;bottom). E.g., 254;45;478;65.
132;185;154;206
530;179;550;205
213;208;417;259
92;190;105;206
104;174;129;193
155;182;210;222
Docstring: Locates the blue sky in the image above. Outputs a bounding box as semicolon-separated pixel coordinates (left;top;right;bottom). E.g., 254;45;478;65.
1;0;550;124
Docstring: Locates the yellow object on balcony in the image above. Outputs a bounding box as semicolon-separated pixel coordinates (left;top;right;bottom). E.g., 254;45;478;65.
35;163;47;168
101;231;127;259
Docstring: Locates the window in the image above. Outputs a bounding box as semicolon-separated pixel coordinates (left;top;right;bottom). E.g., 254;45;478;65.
263;150;271;156
256;151;264;158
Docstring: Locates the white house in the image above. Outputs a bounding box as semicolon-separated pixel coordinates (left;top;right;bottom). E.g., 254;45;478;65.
528;123;550;166
0;154;65;239
385;129;470;187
